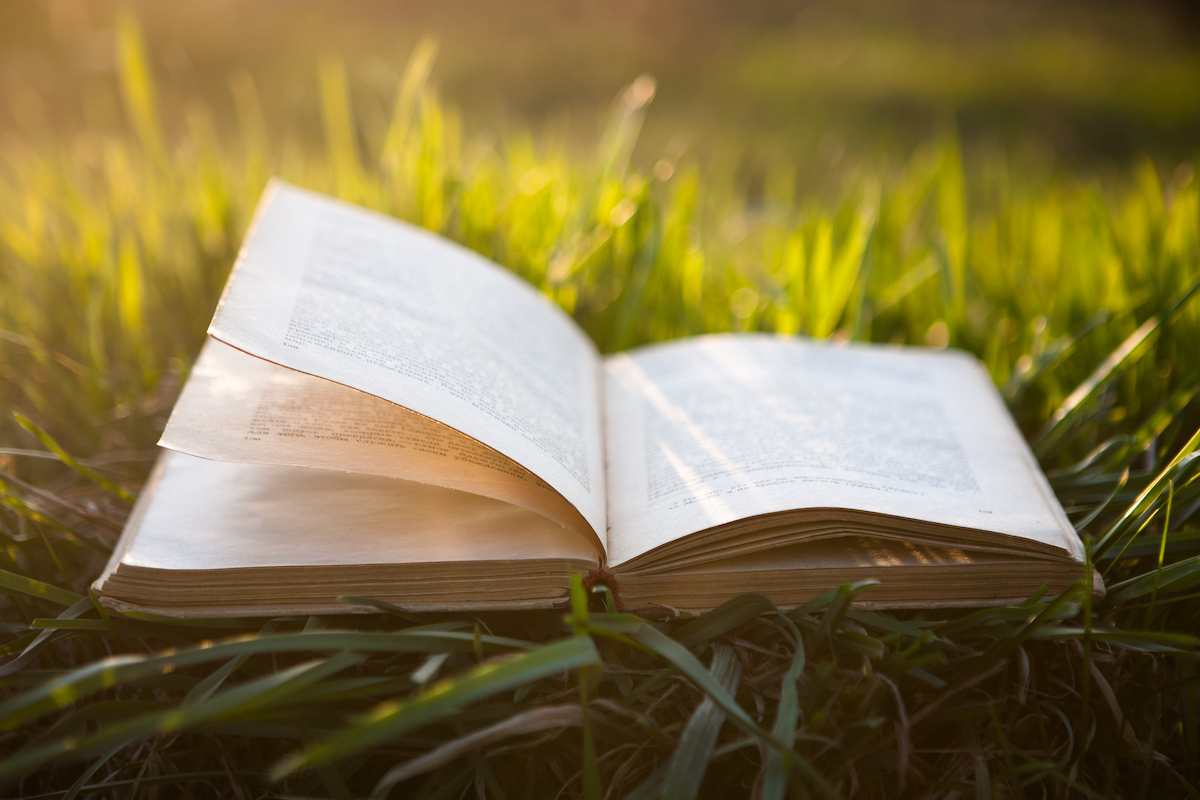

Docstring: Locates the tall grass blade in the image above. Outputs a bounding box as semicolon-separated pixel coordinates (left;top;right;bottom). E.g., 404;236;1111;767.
271;636;601;777
371;704;582;796
13;413;133;501
0;653;366;785
382;37;439;171
115;11;167;163
673;594;777;649
761;613;806;800
319;58;363;201
0;629;534;730
661;644;741;800
0;568;84;607
1035;316;1160;457
0;598;92;679
1109;554;1200;604
1094;426;1200;558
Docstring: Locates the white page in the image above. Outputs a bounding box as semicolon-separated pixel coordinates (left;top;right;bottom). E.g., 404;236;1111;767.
118;451;598;571
209;181;607;546
604;334;1081;567
159;339;598;551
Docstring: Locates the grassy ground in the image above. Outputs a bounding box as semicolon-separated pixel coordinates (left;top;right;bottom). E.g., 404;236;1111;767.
2;15;1200;799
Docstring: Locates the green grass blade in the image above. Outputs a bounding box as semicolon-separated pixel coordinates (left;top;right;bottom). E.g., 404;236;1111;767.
0;629;535;730
0;599;92;679
761;614;806;800
115;10;167;163
382;37;439;171
672;594;777;649
1094;427;1200;558
0;568;84;607
1108;555;1200;604
661;644;742;800
811;581;878;656
1035;316;1160;457
61;740;133;800
271;636;602;778
0;653;365;785
621;763;669;800
630;624;761;738
13;413;133;501
371;704;581;796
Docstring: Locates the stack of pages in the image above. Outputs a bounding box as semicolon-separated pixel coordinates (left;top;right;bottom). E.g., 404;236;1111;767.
96;182;1096;617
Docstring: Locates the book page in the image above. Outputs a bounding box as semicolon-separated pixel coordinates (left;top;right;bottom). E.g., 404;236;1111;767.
208;181;607;546
115;451;599;571
160;339;598;551
604;334;1081;567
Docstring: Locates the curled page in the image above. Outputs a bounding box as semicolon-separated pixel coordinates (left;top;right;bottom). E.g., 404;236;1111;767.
95;451;600;616
119;452;599;572
207;181;607;551
160;339;597;550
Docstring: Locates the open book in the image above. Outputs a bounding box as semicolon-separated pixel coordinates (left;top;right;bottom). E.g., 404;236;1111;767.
95;181;1097;617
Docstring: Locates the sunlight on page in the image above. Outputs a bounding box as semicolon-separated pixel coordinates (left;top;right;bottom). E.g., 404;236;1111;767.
208;182;608;545
120;452;599;571
656;442;737;525
160;340;599;551
605;351;740;524
604;334;1080;567
702;537;986;572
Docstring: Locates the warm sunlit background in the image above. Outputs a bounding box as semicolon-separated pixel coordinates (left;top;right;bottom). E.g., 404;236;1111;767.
4;5;1200;797
5;0;1200;451
5;0;1200;182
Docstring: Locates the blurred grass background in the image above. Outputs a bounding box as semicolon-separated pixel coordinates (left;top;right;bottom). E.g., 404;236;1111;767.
6;1;1200;172
3;0;1200;455
2;2;1200;798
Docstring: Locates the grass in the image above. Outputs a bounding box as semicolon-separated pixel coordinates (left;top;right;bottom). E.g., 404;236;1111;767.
2;15;1200;799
